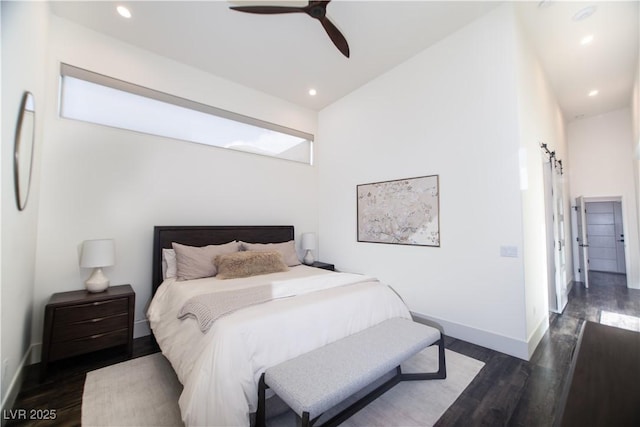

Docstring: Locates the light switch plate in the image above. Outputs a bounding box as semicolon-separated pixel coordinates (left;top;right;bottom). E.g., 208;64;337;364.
500;246;518;258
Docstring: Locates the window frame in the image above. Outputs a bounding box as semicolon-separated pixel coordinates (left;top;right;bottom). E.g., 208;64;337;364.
59;63;314;163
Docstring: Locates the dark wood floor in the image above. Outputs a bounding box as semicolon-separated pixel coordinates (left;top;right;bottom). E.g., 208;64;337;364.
436;271;640;427
7;271;640;427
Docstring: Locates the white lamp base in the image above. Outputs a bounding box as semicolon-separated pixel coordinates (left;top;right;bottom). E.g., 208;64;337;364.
85;267;110;293
303;250;315;266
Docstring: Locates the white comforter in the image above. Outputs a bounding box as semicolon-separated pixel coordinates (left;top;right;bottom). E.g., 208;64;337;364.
147;265;411;426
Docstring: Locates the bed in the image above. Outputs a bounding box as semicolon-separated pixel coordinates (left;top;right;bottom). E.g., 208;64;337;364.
147;225;412;426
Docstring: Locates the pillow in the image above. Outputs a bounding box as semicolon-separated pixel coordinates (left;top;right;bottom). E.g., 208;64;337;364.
240;240;300;267
215;251;288;280
162;248;177;279
172;241;240;280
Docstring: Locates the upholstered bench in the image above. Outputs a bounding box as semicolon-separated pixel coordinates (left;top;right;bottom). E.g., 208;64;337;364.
256;317;446;427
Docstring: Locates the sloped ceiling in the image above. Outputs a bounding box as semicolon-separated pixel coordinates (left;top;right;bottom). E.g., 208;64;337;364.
518;1;639;121
50;1;638;120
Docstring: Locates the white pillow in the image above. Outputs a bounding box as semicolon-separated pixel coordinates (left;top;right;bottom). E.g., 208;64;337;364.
162;248;177;279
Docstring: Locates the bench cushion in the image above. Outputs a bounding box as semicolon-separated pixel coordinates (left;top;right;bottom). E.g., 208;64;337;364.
264;318;441;419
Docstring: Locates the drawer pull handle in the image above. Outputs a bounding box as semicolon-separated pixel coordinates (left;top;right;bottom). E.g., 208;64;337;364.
59;314;127;330
68;313;127;325
91;301;112;306
69;329;127;342
69;332;107;341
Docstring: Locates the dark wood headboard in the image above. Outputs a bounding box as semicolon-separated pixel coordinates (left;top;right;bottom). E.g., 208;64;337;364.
152;225;295;295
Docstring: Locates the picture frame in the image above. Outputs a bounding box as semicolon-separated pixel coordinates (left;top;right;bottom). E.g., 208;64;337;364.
357;175;440;247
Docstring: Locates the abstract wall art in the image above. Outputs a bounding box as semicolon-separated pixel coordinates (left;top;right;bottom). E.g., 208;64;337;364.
357;175;440;247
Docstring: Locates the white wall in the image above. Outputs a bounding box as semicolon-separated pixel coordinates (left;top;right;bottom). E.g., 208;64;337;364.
513;9;570;356
31;16;319;355
317;5;533;359
567;108;640;289
633;37;640;243
1;0;50;410
635;55;640;154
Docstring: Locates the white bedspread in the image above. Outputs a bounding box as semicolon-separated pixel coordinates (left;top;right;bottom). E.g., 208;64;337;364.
147;265;411;426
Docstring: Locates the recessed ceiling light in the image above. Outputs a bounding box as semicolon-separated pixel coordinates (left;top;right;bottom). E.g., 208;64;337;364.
117;5;132;19
580;34;594;45
588;89;599;97
308;89;317;96
573;6;597;22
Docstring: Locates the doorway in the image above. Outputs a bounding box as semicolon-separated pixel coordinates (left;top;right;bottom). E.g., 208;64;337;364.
574;196;628;289
585;201;626;274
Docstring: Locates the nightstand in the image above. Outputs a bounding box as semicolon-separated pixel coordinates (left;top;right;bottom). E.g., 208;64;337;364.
40;284;135;380
311;261;335;271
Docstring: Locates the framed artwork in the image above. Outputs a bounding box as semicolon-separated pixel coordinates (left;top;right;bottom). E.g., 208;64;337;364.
357;175;440;247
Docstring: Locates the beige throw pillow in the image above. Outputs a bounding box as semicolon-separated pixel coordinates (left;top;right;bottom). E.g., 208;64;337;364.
172;241;240;280
240;240;300;267
215;251;288;279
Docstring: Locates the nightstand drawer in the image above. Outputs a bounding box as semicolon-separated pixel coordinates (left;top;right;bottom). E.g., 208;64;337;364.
51;312;129;342
48;328;129;361
54;297;129;323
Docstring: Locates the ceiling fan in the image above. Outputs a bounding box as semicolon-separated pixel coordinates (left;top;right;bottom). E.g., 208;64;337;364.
229;0;350;58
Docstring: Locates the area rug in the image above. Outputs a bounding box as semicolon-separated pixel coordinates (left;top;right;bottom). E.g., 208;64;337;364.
600;310;640;332
82;347;484;427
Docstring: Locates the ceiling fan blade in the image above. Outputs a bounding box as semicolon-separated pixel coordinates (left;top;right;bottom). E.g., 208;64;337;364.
231;1;350;58
319;16;350;58
230;5;305;14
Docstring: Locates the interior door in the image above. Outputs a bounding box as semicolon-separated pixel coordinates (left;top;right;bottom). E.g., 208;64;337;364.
553;171;568;310
585;201;623;274
576;196;590;288
544;160;568;312
614;202;626;274
544;162;558;312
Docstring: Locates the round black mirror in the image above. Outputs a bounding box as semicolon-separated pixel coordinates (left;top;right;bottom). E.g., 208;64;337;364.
14;91;35;211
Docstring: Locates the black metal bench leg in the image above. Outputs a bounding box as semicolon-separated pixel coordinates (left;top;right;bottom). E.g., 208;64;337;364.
400;334;447;381
256;373;267;427
302;411;311;427
437;333;447;379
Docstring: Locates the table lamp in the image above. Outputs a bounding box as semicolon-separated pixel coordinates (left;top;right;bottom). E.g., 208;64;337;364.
301;233;316;265
80;239;115;293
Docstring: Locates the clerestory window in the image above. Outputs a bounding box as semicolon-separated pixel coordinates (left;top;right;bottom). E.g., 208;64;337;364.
59;64;314;164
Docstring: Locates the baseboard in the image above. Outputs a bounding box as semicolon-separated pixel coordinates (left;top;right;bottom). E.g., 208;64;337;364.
1;344;35;424
29;344;41;365
526;314;550;359
134;319;150;338
411;312;531;360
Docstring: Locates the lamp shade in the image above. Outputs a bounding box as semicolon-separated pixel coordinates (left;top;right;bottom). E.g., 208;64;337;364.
80;239;115;268
301;233;316;251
